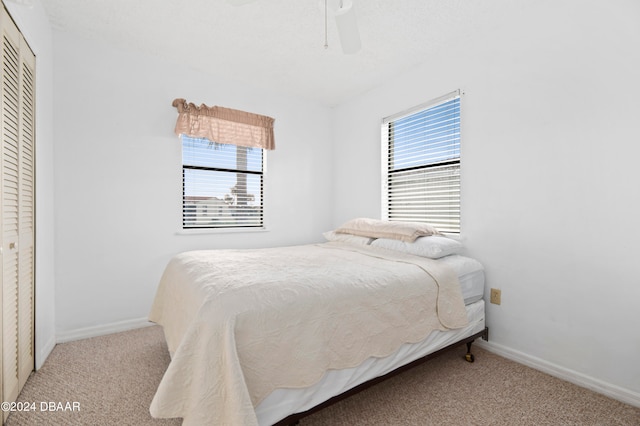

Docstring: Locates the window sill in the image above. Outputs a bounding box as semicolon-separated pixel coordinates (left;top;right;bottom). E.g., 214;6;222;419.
176;227;269;236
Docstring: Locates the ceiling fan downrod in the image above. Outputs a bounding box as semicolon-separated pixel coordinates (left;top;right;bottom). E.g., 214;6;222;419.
324;0;329;49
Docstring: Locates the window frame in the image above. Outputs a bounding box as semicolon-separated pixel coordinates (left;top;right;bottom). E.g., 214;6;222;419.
180;136;266;231
381;90;461;234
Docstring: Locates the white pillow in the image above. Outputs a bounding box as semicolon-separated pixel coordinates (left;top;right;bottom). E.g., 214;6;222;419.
370;235;462;259
323;230;374;245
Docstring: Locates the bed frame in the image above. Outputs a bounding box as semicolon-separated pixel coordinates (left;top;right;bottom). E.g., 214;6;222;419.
274;327;489;426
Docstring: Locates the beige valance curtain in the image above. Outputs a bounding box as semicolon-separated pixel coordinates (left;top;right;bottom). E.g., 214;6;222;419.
172;98;275;150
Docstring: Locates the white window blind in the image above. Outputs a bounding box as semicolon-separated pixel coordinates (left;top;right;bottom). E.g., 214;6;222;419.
182;136;264;229
382;91;461;233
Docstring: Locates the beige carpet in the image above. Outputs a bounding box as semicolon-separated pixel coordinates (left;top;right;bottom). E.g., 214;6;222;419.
5;325;640;425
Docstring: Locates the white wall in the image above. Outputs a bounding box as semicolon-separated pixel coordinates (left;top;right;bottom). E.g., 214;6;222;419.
52;31;334;337
332;0;640;404
31;0;640;406
3;0;56;369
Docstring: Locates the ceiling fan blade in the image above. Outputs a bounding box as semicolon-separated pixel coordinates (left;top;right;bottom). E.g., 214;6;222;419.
334;0;361;54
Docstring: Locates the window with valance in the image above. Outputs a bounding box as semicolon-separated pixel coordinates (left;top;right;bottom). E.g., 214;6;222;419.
172;99;275;230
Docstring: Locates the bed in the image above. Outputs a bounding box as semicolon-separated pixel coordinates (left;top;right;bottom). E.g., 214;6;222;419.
149;219;488;425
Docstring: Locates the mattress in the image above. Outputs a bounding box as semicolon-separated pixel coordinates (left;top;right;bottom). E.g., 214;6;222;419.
256;299;486;425
438;254;485;305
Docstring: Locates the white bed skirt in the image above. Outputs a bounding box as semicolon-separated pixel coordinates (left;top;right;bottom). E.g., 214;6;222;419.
256;299;486;425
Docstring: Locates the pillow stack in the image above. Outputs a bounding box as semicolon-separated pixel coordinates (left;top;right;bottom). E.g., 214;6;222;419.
324;217;462;259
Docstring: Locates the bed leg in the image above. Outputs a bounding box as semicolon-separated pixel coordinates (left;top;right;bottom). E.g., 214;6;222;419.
464;340;475;363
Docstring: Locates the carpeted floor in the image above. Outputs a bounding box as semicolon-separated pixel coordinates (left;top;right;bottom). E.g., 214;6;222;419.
5;325;640;425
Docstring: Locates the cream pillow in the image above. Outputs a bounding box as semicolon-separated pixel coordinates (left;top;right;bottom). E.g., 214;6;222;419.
335;218;441;242
371;236;462;259
322;230;374;245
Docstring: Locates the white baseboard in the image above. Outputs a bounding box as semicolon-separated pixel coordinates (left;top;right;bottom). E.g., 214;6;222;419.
56;317;154;344
36;335;56;370
477;340;640;409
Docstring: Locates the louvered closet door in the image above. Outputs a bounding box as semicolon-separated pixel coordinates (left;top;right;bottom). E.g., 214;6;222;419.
17;31;35;394
0;5;35;415
1;10;22;409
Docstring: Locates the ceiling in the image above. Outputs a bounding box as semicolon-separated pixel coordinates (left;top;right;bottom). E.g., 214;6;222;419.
41;0;524;107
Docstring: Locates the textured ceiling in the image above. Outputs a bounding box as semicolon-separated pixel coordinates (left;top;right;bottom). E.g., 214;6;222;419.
42;0;527;106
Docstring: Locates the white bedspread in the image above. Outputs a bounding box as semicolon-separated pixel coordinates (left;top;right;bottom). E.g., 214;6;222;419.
148;242;468;426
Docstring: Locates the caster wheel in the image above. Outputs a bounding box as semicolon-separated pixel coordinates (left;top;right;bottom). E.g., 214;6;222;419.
465;353;475;363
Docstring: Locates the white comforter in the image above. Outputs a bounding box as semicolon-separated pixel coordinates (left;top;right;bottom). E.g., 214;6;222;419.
148;242;468;425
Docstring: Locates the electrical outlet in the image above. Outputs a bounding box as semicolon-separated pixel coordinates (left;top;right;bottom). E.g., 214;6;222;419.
490;288;501;305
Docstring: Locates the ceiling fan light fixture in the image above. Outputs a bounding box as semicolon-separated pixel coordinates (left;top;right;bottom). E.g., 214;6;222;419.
334;0;361;54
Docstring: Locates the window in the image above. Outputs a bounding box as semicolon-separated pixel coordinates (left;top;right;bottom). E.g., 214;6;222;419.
382;91;461;233
182;136;264;229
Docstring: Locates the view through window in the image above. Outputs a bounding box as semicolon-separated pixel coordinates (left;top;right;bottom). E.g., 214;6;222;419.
182;136;264;229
